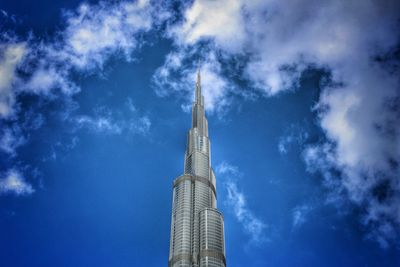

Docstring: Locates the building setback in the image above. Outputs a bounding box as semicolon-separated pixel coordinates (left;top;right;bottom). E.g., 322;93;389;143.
168;70;226;267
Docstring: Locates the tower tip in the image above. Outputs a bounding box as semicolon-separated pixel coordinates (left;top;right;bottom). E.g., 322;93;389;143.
197;66;201;84
195;66;202;103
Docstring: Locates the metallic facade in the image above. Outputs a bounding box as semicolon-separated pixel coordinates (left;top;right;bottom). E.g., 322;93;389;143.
169;71;226;267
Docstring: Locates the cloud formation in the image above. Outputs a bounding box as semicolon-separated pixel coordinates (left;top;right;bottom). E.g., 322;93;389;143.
216;162;267;245
0;0;163;195
278;124;309;154
73;102;151;136
292;205;313;229
53;0;153;71
2;1;161;116
0;42;26;117
0;125;25;156
0;169;34;196
22;0;163;96
168;0;245;54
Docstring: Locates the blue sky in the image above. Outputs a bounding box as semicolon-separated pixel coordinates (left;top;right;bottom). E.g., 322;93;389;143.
0;0;399;266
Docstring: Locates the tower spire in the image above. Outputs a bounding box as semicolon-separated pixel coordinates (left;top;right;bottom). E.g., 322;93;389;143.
168;64;226;267
192;67;207;135
195;67;201;103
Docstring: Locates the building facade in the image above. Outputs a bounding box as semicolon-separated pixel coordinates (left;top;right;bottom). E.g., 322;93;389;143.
168;70;226;267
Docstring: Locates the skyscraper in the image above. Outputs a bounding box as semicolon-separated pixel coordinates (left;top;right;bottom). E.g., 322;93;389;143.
168;70;226;267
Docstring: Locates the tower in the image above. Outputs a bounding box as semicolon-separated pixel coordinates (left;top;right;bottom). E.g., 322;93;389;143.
168;69;226;267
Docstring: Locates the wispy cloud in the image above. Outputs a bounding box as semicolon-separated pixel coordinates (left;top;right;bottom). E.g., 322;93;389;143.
215;161;240;176
74;114;151;136
0;126;25;156
216;162;267;245
292;204;313;229
303;140;400;248
21;0;164;96
75;115;123;134
0;0;163;195
225;181;267;244
278;124;309;155
0;110;44;156
0;42;26;117
0;169;34;196
1;0;166;119
73;102;151;136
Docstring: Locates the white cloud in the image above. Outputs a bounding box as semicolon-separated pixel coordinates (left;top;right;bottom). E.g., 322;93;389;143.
292;205;312;228
55;0;154;71
133;116;151;135
278;141;288;155
0;0;169;104
216;162;267;244
0;43;26;117
0;169;34;196
225;181;267;244
24;66;78;95
41;136;79;162
0;1;161;164
75;115;123;134
21;0;162;97
215;161;240;176
169;0;246;53
303;64;400;247
0;1;161;193
74;104;151;136
170;0;399;94
278;125;309;154
0;126;25;155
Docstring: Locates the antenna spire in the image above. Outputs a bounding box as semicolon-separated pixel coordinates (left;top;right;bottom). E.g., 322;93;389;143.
195;67;202;103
